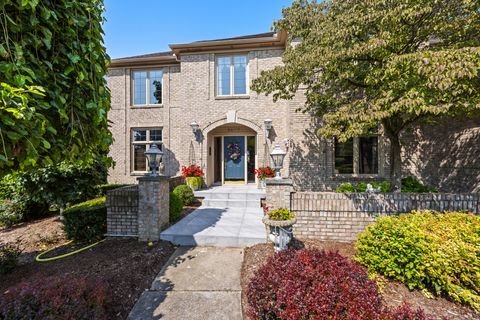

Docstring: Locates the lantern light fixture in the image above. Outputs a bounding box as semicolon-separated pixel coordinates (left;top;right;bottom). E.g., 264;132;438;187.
144;144;163;177
270;144;286;179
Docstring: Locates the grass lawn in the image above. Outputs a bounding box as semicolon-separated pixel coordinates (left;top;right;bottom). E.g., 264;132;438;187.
0;215;175;319
241;240;479;320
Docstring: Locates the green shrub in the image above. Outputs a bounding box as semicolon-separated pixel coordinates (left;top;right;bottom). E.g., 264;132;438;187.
96;184;130;196
336;181;391;192
267;208;295;220
401;176;437;192
0;241;21;274
356;211;480;311
173;184;195;206
63;197;107;242
185;176;202;190
169;192;183;223
0;200;27;228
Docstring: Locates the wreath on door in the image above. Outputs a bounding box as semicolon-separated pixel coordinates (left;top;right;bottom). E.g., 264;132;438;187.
227;143;241;161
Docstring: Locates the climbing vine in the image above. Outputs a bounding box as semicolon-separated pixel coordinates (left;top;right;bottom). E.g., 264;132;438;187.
0;0;112;172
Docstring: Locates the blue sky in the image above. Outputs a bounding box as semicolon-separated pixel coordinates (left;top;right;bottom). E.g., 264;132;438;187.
103;0;293;59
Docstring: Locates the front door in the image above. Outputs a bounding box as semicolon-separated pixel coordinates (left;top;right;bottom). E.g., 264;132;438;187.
224;136;245;181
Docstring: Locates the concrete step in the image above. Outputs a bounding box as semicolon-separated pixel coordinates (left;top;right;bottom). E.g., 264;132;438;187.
160;233;266;247
202;199;261;208
199;192;264;201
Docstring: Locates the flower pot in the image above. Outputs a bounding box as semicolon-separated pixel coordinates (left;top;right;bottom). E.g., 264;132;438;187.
262;217;297;252
185;177;202;191
258;179;267;189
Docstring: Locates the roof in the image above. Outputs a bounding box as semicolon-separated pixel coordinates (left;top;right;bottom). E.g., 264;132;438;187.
110;31;286;68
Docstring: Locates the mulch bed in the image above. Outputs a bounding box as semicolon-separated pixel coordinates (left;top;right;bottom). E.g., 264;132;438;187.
241;239;479;320
1;215;176;319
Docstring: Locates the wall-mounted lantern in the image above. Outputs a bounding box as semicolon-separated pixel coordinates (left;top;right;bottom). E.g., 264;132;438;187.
190;121;200;134
270;144;286;179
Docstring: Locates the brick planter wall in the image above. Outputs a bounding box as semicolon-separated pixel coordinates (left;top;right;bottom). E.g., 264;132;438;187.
266;179;480;242
106;185;139;237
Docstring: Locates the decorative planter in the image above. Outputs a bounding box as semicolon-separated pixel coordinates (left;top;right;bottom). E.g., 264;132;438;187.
258;179;267;189
185;177;202;191
262;217;297;252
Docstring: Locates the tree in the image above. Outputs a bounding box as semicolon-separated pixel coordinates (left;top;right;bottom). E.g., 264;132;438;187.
0;0;112;173
252;0;480;190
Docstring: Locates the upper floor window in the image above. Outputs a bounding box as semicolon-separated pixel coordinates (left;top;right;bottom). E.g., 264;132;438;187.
132;70;163;106
216;55;247;96
334;136;379;175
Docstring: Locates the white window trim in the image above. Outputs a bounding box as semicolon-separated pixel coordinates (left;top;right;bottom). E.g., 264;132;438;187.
131;69;163;107
333;135;383;177
215;54;249;97
131;128;163;174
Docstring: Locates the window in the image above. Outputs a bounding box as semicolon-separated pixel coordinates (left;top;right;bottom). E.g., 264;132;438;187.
131;128;163;172
334;136;379;174
132;70;163;105
216;55;247;96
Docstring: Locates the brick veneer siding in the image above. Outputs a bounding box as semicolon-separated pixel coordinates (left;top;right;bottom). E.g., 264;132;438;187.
106;185;139;237
107;41;480;192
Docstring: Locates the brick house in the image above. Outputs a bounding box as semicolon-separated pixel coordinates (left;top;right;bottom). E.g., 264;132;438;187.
107;31;480;192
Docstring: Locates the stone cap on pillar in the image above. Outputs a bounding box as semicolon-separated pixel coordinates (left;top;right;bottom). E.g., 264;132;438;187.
137;175;169;182
266;178;293;186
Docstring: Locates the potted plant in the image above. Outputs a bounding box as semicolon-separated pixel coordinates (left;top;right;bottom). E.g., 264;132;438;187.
181;164;204;191
262;207;297;252
254;166;276;189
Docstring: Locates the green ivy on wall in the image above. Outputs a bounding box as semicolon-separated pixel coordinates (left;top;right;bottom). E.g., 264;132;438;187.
0;0;112;172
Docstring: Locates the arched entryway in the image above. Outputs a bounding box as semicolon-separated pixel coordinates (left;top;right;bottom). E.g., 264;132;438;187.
205;123;259;186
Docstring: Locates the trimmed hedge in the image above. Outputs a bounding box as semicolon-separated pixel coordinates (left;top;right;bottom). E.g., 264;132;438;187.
169;192;183;223
356;210;480;312
247;248;432;319
172;184;194;206
63;197;107;242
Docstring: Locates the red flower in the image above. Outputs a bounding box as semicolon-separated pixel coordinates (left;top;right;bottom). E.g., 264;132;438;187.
181;164;204;178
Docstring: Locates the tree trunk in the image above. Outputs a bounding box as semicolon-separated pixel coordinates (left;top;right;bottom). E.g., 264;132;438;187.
388;133;402;192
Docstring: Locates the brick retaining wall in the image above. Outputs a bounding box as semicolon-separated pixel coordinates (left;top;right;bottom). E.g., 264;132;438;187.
106;185;139;237
290;192;480;242
266;179;480;242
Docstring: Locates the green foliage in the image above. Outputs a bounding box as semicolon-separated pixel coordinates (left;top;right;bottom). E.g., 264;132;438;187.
401;177;437;193
268;208;295;221
252;0;480;188
63;197;107;242
169;192;183;223
173;184;195;206
0;241;21;274
336;181;391;192
96;184;130;197
0;199;27;227
185;177;202;190
0;0;112;172
356;211;480;311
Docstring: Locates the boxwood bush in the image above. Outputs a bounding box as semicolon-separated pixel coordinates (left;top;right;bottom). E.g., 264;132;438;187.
356;210;480;312
63;197;107;242
247;248;432;319
169;192;183;223
172;184;195;206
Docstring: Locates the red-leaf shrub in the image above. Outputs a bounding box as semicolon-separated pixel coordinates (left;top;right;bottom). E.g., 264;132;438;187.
247;249;436;320
0;274;108;320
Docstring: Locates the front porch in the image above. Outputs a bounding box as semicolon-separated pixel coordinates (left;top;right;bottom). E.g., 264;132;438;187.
160;185;266;247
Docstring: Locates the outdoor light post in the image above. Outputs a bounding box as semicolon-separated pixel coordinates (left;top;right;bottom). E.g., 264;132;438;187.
270;144;286;179
144;144;163;177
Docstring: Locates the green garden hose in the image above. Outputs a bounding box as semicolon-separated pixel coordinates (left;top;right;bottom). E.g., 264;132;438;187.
35;239;106;262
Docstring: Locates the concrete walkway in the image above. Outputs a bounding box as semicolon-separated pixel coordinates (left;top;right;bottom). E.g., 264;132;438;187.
160;185;266;247
128;247;243;320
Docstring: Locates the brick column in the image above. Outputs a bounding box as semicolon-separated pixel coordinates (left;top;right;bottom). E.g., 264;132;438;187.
137;176;170;241
266;178;294;210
